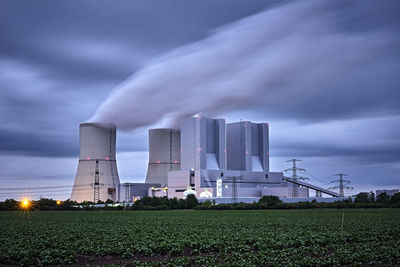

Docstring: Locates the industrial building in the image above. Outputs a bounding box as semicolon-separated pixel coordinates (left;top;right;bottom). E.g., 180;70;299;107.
167;117;308;199
71;116;340;203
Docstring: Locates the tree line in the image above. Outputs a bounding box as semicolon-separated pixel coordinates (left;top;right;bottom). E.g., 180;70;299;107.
0;192;399;211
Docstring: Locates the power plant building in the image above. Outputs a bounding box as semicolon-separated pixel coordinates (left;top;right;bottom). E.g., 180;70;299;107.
167;116;309;199
71;116;312;203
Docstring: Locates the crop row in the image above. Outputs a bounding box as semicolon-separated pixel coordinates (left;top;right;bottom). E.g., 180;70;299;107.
0;209;399;266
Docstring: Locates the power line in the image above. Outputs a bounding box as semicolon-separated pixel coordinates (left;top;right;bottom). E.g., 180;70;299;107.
0;184;115;191
304;170;332;185
0;185;75;191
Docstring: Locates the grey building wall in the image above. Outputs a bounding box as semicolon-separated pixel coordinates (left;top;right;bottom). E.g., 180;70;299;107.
120;182;161;202
226;121;269;172
180;116;226;170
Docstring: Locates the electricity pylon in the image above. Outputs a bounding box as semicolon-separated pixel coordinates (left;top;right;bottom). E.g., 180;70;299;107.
94;160;100;203
329;173;353;197
225;176;243;204
284;159;309;197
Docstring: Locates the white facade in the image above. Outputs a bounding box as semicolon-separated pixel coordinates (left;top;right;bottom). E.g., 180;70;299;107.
70;123;120;203
167;116;308;199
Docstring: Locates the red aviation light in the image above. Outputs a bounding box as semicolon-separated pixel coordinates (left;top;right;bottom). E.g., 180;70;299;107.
156;161;161;164
198;148;203;151
86;157;90;160
173;160;178;164
105;157;109;160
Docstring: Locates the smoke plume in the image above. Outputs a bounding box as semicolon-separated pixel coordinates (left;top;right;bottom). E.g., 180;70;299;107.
90;1;397;129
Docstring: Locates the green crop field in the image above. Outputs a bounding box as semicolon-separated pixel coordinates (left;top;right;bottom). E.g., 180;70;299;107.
0;209;399;266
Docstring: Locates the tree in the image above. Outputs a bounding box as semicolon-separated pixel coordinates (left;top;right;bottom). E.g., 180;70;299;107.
105;199;114;204
35;198;57;210
354;192;370;203
390;192;400;205
376;192;390;203
185;194;198;209
258;195;282;208
368;191;375;203
0;199;18;210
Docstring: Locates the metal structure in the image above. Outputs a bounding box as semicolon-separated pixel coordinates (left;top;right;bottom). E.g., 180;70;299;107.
283;177;340;197
122;182;161;202
145;128;180;186
224;175;243;203
284;159;308;197
93;160;100;202
329;173;353;197
70;123;120;203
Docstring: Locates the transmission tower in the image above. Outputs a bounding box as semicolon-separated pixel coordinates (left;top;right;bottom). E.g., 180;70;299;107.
284;159;308;197
225;176;243;204
94;160;100;203
329;173;353;197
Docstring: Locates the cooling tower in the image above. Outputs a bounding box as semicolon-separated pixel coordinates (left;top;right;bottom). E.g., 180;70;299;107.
145;128;180;186
70;123;120;203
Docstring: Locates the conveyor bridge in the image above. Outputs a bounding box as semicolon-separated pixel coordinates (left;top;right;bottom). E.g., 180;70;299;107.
283;177;341;197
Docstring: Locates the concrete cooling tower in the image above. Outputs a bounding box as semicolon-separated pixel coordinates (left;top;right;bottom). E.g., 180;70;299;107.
70;123;120;203
145;129;180;186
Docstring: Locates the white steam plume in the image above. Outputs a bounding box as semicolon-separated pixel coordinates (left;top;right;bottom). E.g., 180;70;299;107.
90;1;393;129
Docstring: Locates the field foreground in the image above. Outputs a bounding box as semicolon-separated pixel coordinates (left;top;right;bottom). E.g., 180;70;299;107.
0;209;399;266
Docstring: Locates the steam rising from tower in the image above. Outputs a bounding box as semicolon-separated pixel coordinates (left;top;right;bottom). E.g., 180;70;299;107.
89;1;392;130
70;123;120;203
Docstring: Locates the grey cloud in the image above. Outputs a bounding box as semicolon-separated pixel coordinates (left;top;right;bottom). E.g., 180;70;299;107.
272;142;400;164
0;127;77;157
91;1;400;130
0;0;399;191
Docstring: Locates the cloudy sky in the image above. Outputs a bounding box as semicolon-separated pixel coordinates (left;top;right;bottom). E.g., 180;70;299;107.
0;0;399;200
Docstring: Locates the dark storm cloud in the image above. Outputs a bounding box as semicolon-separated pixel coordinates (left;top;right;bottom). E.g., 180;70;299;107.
92;0;400;130
268;115;400;167
273;142;400;164
0;0;276;83
0;0;278;157
0;127;77;157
